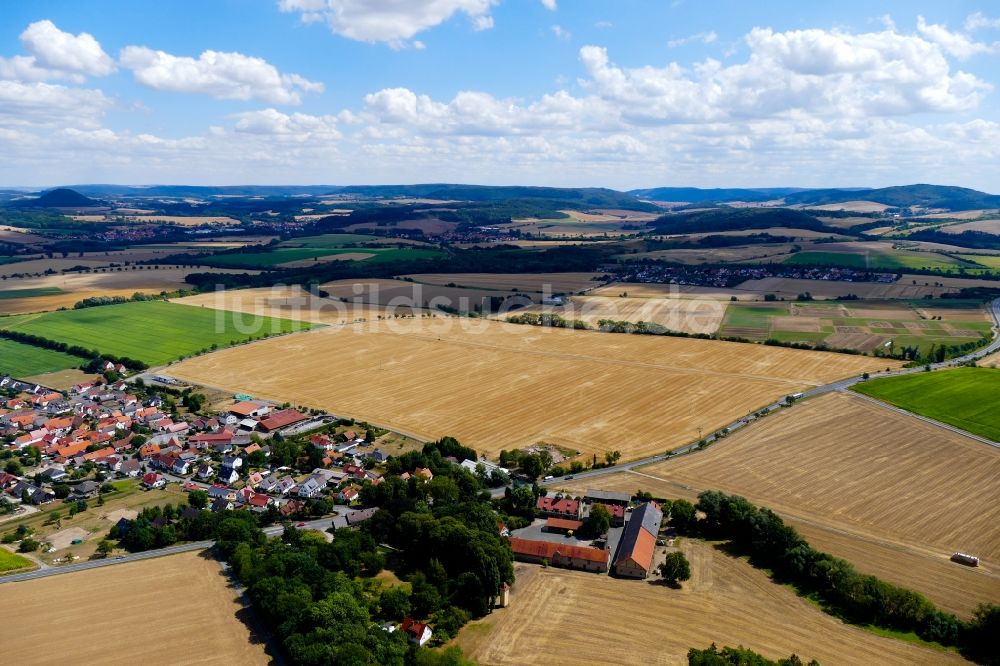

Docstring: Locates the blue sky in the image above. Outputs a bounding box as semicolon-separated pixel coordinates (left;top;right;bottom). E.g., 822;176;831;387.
0;1;998;190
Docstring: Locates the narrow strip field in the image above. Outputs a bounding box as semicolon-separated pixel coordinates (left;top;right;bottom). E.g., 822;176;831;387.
456;547;965;666
852;367;1000;441
554;392;1000;617
167;317;891;460
0;550;269;665
0;301;314;367
0;548;36;575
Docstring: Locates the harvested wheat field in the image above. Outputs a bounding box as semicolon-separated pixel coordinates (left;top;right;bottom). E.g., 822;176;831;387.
174;286;422;324
456;545;963;666
168;318;891;460
517;295;728;334
0;550;269;665
0;268;258;314
734;277;956;300
402;272;605;293
591;282;760;300
555;391;1000;617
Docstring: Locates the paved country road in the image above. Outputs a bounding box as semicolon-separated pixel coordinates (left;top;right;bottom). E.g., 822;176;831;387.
0;516;344;585
491;296;1000;497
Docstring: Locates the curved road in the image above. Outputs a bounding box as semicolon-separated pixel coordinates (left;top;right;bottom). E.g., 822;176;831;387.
504;296;1000;496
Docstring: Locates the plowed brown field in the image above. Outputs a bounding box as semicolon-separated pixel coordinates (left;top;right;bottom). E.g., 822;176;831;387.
167;318;892;460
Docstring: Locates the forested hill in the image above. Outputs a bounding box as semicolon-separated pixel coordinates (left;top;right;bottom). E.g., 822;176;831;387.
8;188;101;208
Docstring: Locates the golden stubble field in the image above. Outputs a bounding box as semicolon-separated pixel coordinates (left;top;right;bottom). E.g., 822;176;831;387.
0;550;269;665
456;544;965;666
515;295;728;334
402;272;605;293
0;268;258;314
554;392;1000;617
167;317;892;460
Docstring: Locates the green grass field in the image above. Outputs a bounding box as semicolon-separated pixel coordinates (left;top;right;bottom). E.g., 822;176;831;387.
955;254;1000;270
0;301;315;367
785;251;965;271
0;548;35;574
198;245;443;268
0;338;82;377
278;233;381;248
0;287;64;300
852;367;1000;441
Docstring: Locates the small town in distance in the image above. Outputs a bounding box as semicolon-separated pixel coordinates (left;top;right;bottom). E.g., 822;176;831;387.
1;2;999;666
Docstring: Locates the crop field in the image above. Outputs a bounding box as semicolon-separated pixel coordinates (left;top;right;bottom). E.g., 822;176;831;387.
940;218;1000;234
321;278;540;311
70;214;240;225
852;367;1000;441
0;548;35;574
0;301;313;367
733;277;959;300
0;338;82;377
198;245;443;268
554;391;1000;617
516;295;728;334
0;550;269;665
168;317;890;460
622;244;797;265
402;272;605;293
456;546;962;666
785;249;967;271
955;254;1000;270
716;299;991;354
0;267;259;315
590;282;758;300
174;286;424;324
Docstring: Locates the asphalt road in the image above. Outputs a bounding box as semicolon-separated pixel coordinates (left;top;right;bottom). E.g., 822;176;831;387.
514;296;1000;495
0;516;340;585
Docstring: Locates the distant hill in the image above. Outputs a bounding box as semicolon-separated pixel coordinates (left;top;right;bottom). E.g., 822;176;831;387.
336;184;657;211
629;187;811;203
8;188;101;208
784;184;1000;211
650;207;844;235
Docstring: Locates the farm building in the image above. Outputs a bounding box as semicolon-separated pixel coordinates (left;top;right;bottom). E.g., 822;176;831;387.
612;502;663;579
536;495;581;519
258;409;309;432
590;502;626;527
510;537;609;573
584;489;631;506
544;517;584;534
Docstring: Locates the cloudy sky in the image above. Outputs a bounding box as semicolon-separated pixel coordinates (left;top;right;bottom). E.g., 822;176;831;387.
1;0;998;190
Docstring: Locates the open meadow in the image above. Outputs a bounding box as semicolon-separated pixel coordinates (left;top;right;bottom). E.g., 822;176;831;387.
852;367;1000;441
455;546;964;666
0;300;313;368
167;317;890;460
0;550;270;665
554;392;1000;617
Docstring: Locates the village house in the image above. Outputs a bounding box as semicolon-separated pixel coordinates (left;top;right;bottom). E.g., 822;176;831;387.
509;537;609;573
536;495;581;519
141;472;166;489
400;618;433;646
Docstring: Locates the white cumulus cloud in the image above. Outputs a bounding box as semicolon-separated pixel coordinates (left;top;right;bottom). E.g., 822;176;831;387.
916;15;998;59
119;46;323;104
540;0;557;10
20;20;115;77
278;0;498;47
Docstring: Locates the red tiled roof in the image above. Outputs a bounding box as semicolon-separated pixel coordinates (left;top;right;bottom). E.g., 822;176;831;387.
618;527;656;571
545;517;584;531
509;537;608;564
258;409;307;431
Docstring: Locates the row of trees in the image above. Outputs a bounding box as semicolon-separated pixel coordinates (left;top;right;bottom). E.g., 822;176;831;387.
687;644;818;666
0;329;148;371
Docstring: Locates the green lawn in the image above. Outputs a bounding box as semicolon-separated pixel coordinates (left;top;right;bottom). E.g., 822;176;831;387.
0;287;64;300
852;367;1000;441
0;548;35;574
0;301;315;366
0;338;82;377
